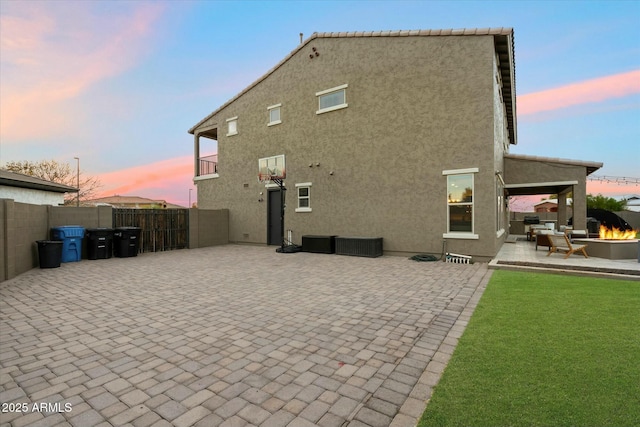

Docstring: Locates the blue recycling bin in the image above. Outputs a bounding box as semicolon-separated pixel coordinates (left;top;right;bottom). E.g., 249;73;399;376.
51;226;85;262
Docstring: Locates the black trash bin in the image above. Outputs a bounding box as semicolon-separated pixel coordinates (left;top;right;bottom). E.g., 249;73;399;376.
114;227;141;258
37;240;63;268
86;228;114;260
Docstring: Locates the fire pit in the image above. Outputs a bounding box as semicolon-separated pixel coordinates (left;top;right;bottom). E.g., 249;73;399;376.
574;225;639;260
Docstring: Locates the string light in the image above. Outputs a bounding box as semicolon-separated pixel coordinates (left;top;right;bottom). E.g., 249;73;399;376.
587;175;640;186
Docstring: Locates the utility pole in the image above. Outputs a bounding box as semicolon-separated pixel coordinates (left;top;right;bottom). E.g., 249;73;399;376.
74;157;80;207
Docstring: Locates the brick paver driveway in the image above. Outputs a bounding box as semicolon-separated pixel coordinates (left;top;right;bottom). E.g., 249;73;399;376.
1;245;491;427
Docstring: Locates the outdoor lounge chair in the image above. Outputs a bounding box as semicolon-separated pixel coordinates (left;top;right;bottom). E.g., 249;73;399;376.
547;234;589;259
535;230;553;251
566;229;588;242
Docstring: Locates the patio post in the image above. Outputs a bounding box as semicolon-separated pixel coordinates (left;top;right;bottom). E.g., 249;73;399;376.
557;192;568;231
572;182;588;230
194;133;200;177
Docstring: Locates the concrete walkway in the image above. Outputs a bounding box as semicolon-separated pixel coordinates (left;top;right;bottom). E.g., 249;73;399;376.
490;235;640;280
0;245;491;427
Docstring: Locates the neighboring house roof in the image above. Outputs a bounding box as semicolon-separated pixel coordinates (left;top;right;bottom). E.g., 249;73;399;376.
504;153;602;175
614;194;640;212
85;195;185;209
614;194;640;201
189;27;517;145
0;170;78;193
534;198;573;207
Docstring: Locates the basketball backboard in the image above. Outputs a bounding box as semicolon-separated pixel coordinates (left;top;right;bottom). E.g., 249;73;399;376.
258;154;286;182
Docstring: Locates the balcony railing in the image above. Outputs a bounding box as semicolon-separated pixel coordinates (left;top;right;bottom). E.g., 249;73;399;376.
198;155;218;176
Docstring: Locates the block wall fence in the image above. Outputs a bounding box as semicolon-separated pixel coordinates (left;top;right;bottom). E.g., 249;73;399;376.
0;199;228;282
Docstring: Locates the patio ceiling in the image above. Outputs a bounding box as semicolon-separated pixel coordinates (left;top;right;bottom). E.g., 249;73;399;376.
503;154;602;196
505;180;577;196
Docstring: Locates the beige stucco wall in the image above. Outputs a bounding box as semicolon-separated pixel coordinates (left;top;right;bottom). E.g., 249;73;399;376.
194;35;510;259
492;50;510;254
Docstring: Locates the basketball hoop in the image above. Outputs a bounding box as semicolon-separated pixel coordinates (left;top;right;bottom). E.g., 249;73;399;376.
259;170;284;186
258;172;273;185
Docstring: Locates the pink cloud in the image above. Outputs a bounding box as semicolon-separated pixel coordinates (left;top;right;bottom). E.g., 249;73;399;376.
0;2;165;141
587;180;639;197
509;182;639;212
95;156;194;206
518;70;640;116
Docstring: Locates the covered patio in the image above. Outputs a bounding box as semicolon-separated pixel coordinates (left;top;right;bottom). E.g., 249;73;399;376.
504;154;603;231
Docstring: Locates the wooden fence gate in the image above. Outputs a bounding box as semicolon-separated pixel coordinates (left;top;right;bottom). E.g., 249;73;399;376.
112;209;189;253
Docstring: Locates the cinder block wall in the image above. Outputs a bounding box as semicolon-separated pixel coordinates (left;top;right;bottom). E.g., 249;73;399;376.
189;208;229;248
1;200;49;281
1;201;230;282
49;206;113;229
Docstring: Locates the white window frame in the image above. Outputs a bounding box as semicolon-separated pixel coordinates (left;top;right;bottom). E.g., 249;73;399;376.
443;168;479;239
226;117;238;136
316;84;348;114
295;182;312;212
496;173;506;237
267;104;282;126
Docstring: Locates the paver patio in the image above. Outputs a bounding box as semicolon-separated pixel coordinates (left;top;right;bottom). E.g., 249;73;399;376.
0;245;491;427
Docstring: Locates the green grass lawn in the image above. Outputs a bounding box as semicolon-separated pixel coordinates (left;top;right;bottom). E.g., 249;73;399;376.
418;270;640;427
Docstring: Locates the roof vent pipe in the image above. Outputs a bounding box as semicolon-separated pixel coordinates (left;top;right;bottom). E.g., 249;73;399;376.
299;33;303;44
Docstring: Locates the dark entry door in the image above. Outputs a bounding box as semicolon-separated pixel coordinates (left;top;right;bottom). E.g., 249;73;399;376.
267;189;282;245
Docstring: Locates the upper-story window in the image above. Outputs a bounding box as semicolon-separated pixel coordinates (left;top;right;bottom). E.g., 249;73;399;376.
316;84;348;114
267;104;281;126
226;117;238;136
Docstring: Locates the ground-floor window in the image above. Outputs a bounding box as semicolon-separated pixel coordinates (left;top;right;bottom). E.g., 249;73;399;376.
443;168;479;239
496;177;505;236
295;182;312;212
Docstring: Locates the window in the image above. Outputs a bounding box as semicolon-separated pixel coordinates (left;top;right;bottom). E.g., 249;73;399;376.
443;168;479;239
295;182;312;212
316;84;348;114
496;176;505;237
226;117;238;136
267;104;281;126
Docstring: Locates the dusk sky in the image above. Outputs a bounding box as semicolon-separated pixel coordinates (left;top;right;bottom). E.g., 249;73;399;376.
1;0;638;208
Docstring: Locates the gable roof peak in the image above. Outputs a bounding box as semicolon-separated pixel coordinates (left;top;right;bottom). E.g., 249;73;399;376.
189;27;516;138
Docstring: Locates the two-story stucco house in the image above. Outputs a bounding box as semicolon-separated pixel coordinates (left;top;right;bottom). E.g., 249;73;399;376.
189;28;601;260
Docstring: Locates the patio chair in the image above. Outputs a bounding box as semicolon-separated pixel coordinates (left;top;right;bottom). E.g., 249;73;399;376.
547;234;589;259
535;230;554;251
566;229;588;242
